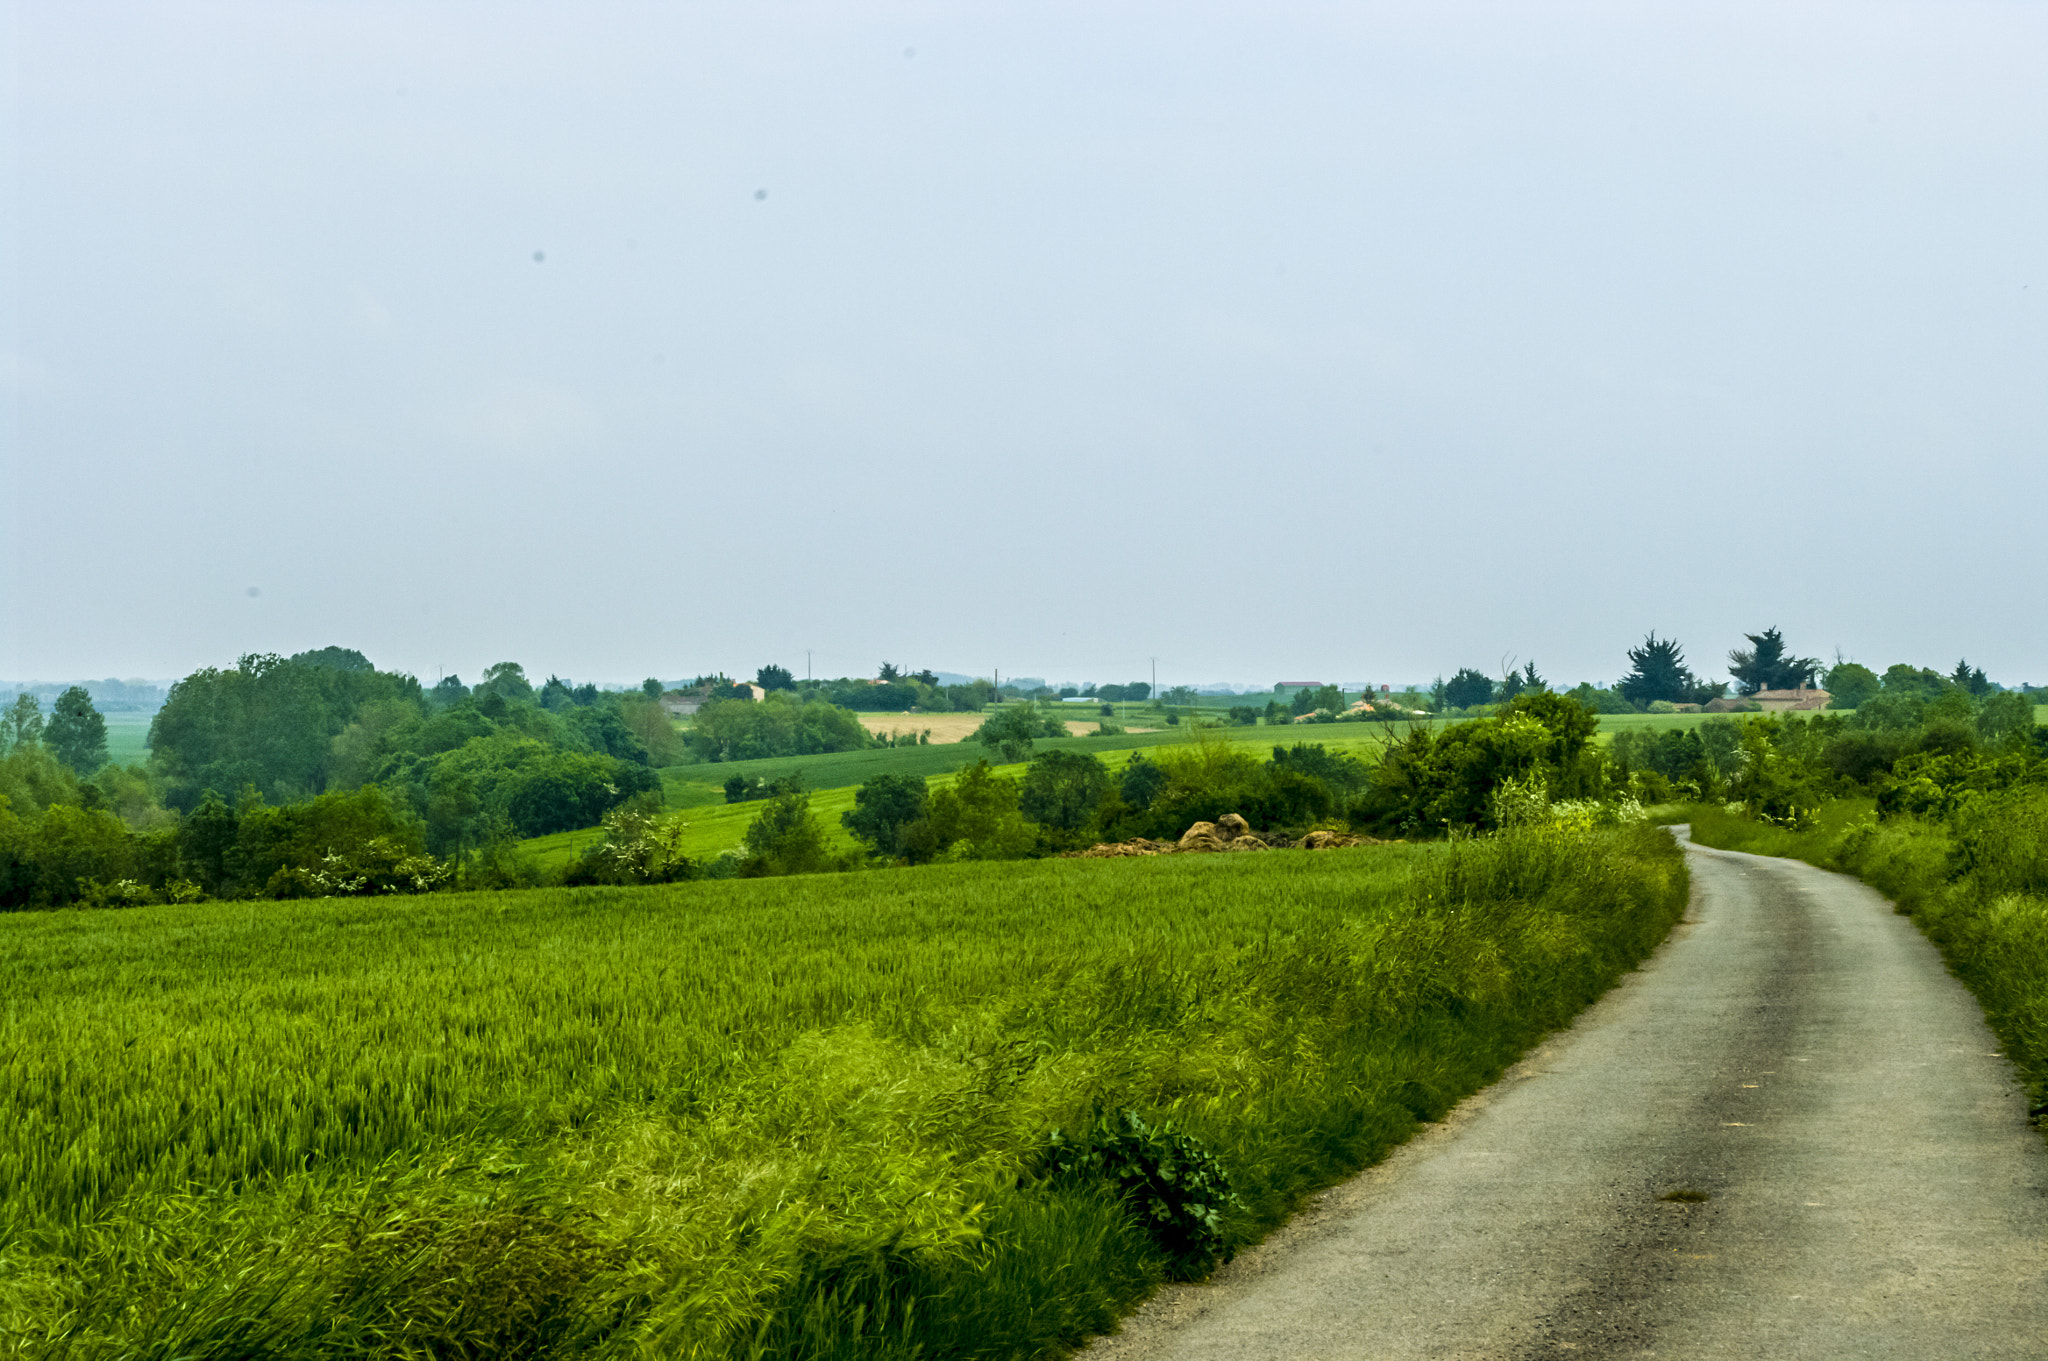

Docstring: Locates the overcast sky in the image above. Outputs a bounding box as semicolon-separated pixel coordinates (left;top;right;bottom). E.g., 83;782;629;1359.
5;1;2044;691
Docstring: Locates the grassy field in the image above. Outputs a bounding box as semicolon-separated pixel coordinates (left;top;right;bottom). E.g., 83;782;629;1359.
538;724;1431;871
0;823;1686;1358
538;702;2048;867
99;710;153;768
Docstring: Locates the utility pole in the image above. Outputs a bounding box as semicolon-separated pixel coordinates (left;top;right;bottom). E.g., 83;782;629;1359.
806;649;812;682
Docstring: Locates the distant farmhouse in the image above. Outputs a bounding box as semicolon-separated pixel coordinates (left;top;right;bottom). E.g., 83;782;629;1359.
659;693;704;719
658;681;764;720
1753;684;1830;712
1273;681;1325;694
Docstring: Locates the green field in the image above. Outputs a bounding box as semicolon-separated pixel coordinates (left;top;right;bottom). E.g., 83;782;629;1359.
0;823;1685;1357
532;702;2048;869
523;722;1430;869
99;710;154;768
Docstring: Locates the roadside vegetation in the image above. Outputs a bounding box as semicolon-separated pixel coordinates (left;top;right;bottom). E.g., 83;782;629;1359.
4;628;2041;908
0;816;1685;1357
1679;700;2048;1122
6;627;2038;1353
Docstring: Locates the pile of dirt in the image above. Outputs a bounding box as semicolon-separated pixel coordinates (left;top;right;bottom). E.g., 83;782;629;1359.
1066;839;1177;858
1065;814;1381;858
1176;814;1273;853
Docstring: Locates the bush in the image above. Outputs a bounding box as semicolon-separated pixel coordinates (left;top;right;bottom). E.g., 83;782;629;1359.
842;774;931;861
739;779;840;877
973;704;1070;763
689;695;875;763
1019;751;1111;835
1354;693;1601;835
901;761;1035;862
1037;1109;1243;1281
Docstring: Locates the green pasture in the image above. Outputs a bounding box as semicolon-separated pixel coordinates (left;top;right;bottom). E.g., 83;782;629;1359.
537;702;2048;864
99;710;154;769
0;823;1686;1357
532;723;1429;869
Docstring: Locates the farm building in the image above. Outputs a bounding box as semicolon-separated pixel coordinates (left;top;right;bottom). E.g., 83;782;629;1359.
1753;685;1830;712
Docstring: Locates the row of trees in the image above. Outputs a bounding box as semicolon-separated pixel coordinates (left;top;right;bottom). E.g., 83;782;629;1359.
783;683;2048;875
4;688;109;776
1431;628;2019;718
0;649;693;908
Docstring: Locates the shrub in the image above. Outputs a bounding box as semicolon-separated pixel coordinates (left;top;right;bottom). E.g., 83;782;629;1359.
842;774;931;861
1037;1109;1242;1281
1019;751;1111;835
740;778;839;877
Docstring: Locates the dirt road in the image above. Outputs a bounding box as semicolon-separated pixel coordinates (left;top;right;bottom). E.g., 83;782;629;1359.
1087;829;2048;1359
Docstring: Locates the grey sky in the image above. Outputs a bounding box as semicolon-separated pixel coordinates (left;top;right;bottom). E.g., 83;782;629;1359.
6;1;2044;691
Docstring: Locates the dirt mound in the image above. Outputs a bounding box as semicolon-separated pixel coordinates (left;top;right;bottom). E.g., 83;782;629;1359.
1066;838;1176;858
1066;815;1382;859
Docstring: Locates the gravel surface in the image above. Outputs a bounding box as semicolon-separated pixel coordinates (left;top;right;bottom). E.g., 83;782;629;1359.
1083;828;2048;1359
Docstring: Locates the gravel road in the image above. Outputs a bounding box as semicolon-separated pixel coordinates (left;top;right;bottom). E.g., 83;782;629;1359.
1085;828;2048;1359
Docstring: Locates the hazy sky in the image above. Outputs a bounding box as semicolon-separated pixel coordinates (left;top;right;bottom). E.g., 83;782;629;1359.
6;1;2044;690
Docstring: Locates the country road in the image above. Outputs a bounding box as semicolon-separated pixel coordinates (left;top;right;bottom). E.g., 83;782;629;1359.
1086;828;2048;1360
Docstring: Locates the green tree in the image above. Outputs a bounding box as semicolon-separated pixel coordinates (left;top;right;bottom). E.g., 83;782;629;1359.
1497;662;1547;702
3;694;45;754
1976;691;2036;752
149;655;343;809
539;675;577;711
1290;685;1345;717
479;662;534;702
1618;634;1719;706
1951;659;1993;697
907;761;1035;862
24;804;134;905
290;646;374;672
975;702;1045;763
1442;668;1494;711
178;789;240;895
688;694;873;762
1823;662;1881;709
641;677;663;700
618;695;685;765
739;778;835;876
1354;691;1600;834
1881;663;1948;701
1728;628;1819;695
1565;683;1635;715
1118;754;1169;810
756;664;795;692
44;683;108;769
842;773;930;860
1018;750;1110;834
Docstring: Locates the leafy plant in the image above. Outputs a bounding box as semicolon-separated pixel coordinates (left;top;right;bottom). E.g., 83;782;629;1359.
1038;1109;1242;1279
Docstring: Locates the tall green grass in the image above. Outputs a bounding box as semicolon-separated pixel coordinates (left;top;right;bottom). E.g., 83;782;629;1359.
2;826;1685;1358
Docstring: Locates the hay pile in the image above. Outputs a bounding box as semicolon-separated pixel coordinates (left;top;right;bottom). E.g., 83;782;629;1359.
1065;814;1373;858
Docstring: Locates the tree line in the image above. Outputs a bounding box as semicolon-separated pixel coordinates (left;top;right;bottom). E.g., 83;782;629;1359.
1431;626;2028;717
